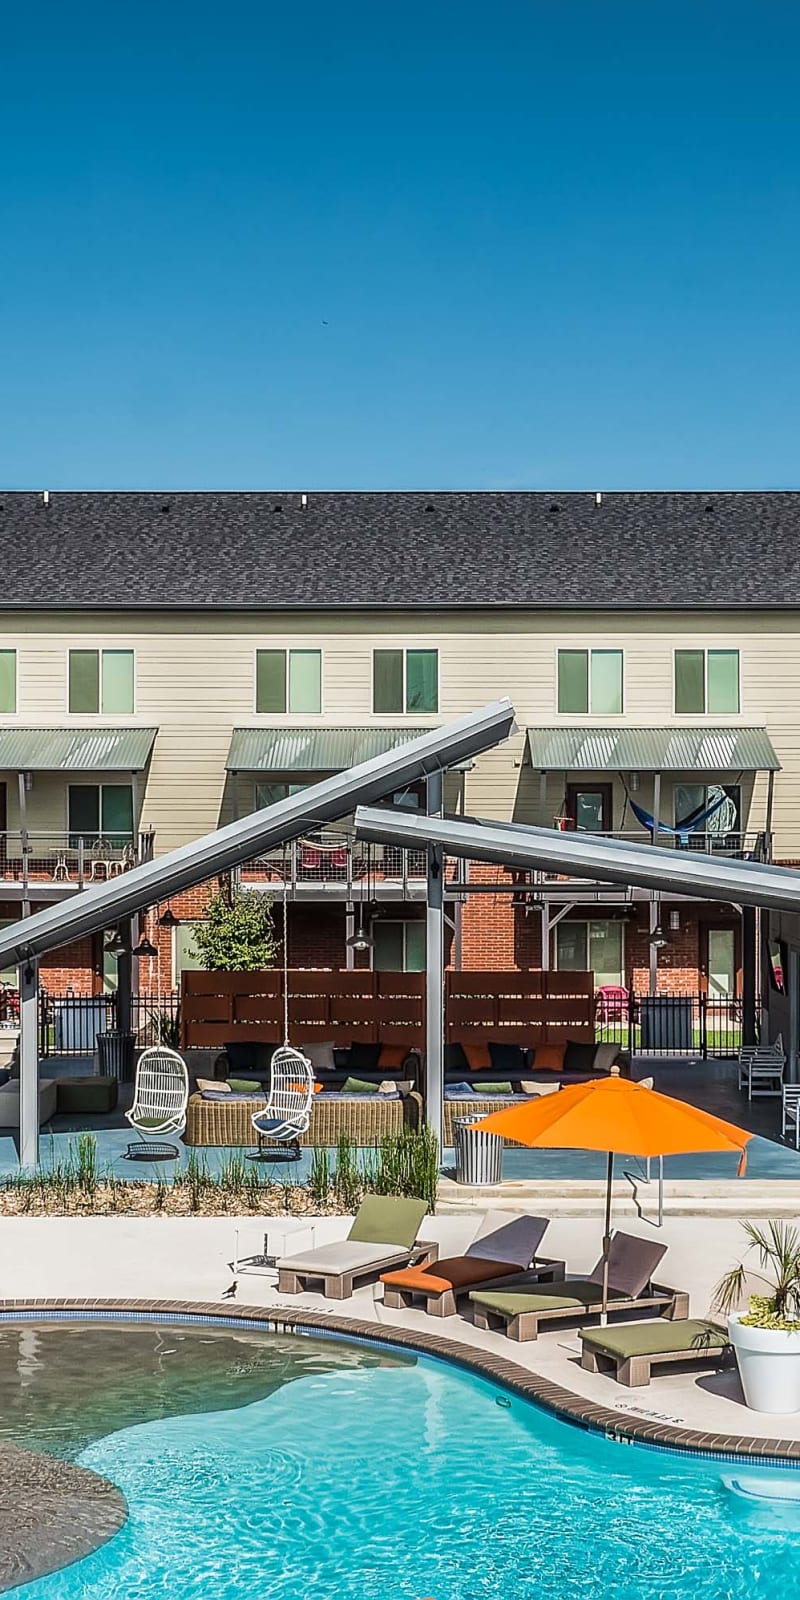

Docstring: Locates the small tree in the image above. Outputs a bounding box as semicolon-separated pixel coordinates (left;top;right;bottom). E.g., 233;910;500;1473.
191;887;277;972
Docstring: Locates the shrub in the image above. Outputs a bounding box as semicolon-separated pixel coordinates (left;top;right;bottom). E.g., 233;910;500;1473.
190;887;276;972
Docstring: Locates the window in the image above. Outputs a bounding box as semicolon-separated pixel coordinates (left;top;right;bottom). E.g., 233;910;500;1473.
0;652;16;714
68;649;134;714
674;782;741;849
174;924;205;984
68;783;134;846
674;649;739;714
555;919;624;988
372;920;426;972
565;783;612;833
557;650;622;714
256;649;321;714
373;649;438;713
254;780;308;809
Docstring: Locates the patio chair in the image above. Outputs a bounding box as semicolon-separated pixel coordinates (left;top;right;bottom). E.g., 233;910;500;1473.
124;1044;189;1159
579;1318;728;1387
469;1231;687;1342
737;1038;785;1100
782;1085;800;1149
380;1211;566;1318
251;1047;315;1159
276;1194;434;1299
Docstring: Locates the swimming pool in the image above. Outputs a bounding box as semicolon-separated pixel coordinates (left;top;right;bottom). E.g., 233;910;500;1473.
5;1319;799;1600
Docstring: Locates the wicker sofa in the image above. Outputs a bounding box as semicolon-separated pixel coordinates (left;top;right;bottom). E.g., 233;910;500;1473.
441;1038;629;1145
185;1088;423;1147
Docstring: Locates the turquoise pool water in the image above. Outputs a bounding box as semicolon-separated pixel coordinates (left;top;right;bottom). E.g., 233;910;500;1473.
11;1325;800;1600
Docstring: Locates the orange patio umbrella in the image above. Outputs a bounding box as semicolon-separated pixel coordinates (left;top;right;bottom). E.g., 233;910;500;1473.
475;1067;752;1316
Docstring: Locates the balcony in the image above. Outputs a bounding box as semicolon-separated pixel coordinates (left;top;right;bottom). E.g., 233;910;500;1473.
241;828;456;901
0;831;154;900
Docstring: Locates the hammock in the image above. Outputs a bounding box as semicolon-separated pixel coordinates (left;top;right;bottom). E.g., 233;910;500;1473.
629;789;730;845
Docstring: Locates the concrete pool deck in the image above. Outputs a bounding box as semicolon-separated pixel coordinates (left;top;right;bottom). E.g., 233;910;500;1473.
4;1209;800;1456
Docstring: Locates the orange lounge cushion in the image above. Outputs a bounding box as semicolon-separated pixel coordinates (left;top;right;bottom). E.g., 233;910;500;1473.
531;1042;566;1073
381;1256;522;1296
378;1045;407;1070
463;1043;492;1073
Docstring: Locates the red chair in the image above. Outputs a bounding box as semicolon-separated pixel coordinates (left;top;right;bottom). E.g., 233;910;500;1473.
596;984;629;1022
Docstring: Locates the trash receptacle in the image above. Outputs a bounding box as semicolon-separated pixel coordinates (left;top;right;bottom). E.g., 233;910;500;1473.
639;995;694;1052
97;1031;136;1082
454;1114;504;1185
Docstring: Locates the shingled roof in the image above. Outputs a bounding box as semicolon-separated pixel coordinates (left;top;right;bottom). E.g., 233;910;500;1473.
0;490;797;610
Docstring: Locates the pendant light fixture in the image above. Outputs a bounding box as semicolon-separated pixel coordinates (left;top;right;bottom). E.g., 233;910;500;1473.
133;934;158;959
158;906;178;927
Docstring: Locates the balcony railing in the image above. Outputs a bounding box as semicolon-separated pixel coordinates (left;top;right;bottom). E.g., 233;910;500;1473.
0;831;154;893
242;828;447;893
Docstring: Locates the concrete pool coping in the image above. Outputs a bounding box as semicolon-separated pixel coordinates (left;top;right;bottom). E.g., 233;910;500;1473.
4;1297;800;1469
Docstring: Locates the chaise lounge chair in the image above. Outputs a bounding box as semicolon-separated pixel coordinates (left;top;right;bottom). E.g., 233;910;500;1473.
579;1318;729;1387
276;1194;434;1299
380;1211;565;1318
469;1231;688;1341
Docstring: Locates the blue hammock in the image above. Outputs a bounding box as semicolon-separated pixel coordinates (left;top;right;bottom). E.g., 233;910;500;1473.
629;790;728;846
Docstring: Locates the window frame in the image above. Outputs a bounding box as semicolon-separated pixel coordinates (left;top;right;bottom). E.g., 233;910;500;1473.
371;647;439;715
554;917;625;984
0;649;17;715
371;917;426;972
66;781;136;844
66;647;136;716
556;647;624;716
254;647;324;716
673;647;740;716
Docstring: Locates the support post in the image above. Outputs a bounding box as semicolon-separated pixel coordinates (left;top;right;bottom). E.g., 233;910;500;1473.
18;772;31;919
538;770;547;827
19;960;39;1171
540;899;550;969
345;903;355;971
648;896;659;997
651;772;661;845
766;769;775;857
789;946;799;1086
116;921;133;1036
742;905;757;1047
426;770;444;1154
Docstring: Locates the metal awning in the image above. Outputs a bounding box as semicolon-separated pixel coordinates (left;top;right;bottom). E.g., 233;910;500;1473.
0;727;158;772
228;725;447;773
526;726;780;773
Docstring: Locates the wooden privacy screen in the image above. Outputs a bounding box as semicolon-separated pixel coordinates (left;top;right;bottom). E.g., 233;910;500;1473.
181;969;595;1049
181;969;425;1049
445;970;595;1045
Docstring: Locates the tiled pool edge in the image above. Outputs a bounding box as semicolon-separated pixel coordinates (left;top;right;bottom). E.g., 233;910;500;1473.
1;1298;798;1469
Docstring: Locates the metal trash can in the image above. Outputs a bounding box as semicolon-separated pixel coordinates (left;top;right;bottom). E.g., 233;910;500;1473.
454;1114;504;1185
639;995;694;1052
97;1031;136;1082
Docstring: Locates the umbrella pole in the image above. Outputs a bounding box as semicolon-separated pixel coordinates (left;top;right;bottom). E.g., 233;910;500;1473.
601;1149;613;1325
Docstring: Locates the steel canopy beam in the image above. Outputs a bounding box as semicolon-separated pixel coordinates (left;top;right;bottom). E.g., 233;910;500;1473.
0;700;515;967
353;808;800;914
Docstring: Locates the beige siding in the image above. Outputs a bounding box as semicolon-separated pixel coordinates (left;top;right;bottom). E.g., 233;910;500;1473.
0;609;790;856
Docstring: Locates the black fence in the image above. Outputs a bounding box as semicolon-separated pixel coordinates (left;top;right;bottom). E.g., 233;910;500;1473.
38;990;181;1057
596;991;744;1058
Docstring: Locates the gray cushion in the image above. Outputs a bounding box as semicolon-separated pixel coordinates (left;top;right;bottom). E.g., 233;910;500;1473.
277;1241;410;1274
466;1211;548;1268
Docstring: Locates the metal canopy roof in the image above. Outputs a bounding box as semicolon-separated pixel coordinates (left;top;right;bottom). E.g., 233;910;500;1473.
354;806;800;914
0;700;515;966
227;725;438;773
0;727;158;773
526;726;780;773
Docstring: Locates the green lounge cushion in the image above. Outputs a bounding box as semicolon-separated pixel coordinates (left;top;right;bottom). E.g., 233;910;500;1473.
580;1318;727;1360
348;1194;427;1249
471;1282;616;1315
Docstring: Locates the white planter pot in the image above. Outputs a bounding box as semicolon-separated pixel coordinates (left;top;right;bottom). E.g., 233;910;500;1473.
728;1313;800;1413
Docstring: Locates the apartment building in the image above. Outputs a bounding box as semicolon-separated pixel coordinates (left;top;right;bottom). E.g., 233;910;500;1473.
0;489;793;1002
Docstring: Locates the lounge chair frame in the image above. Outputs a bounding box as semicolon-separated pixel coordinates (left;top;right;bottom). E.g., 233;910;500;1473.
472;1281;690;1342
383;1258;566;1318
580;1321;728;1386
278;1240;439;1300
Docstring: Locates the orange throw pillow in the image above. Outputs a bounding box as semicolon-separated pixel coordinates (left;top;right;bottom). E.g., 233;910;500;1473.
463;1043;492;1072
378;1045;407;1070
532;1042;566;1073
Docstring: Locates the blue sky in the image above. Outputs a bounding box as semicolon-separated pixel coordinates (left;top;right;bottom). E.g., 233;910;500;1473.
2;2;799;488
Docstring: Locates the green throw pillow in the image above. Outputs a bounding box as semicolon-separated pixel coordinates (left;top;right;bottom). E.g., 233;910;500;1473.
342;1076;379;1094
477;1081;513;1094
228;1078;262;1094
